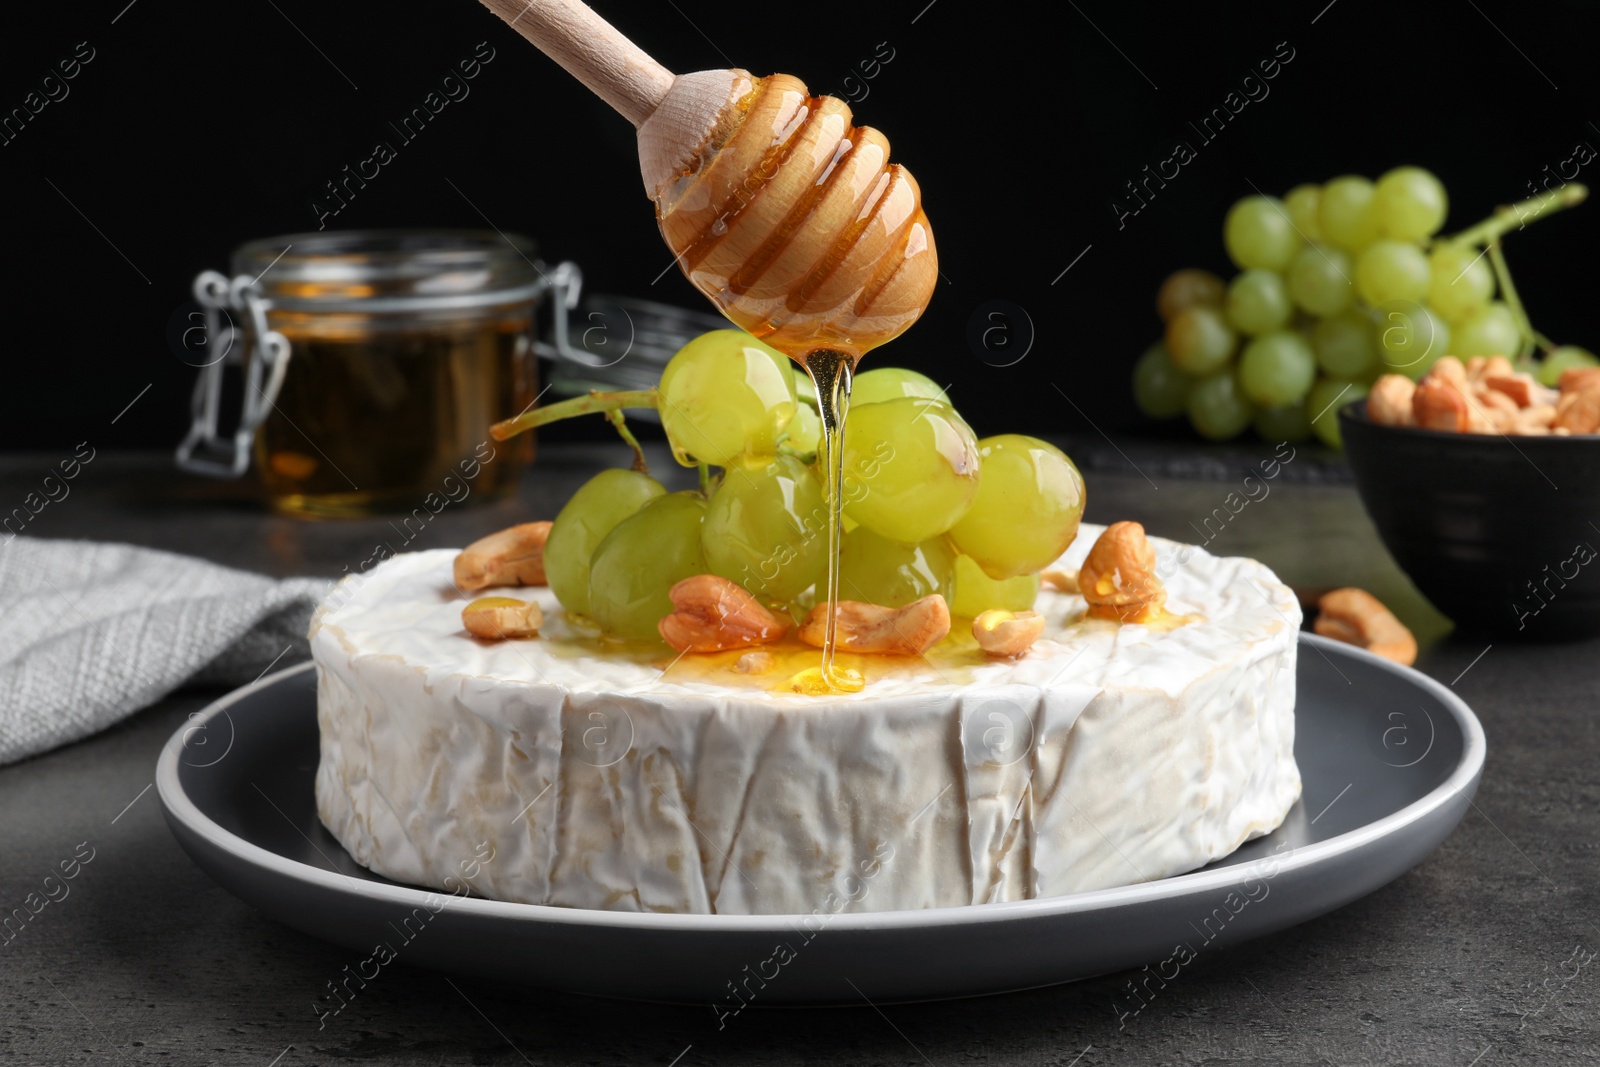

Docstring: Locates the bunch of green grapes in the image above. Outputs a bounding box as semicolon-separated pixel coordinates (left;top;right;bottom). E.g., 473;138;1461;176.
835;420;1082;616
539;330;1089;643
1133;167;1598;447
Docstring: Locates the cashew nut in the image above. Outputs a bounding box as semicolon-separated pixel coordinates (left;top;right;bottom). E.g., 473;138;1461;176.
797;595;951;655
1515;403;1557;434
1432;355;1468;384
972;610;1045;657
1483;374;1534;408
658;575;790;653
462;596;543;640
1412;376;1471;433
454;522;552;591
1366;375;1417;427
1312;587;1416;666
1462;355;1513;382
1558;366;1600;394
1078;521;1167;624
1554;384;1600;434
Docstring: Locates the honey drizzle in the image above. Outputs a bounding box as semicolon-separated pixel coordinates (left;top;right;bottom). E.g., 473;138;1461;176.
539;611;1202;694
803;348;857;690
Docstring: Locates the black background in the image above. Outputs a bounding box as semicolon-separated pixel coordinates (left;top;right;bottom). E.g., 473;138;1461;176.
3;0;1599;452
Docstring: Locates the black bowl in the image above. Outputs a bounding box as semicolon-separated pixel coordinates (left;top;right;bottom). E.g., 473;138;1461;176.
1339;401;1600;640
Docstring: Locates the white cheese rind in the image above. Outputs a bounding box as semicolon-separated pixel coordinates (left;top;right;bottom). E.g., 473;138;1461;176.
312;526;1302;914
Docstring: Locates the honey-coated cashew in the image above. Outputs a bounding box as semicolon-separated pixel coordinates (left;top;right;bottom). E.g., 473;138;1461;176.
454;522;552;591
1078;522;1167;624
658;575;790;653
797;595;950;655
1312;588;1416;666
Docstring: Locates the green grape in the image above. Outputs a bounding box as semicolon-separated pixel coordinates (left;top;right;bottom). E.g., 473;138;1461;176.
1188;371;1255;440
1157;269;1225;322
785;400;822;456
951;554;1039;618
1356;240;1432;306
849;367;950;408
1375;166;1448;241
657;330;796;467
587;491;708;641
788;369;822;453
1538;345;1600;387
1452;302;1520;358
1318;175;1380;251
1226;269;1293;335
1306;377;1369;448
1254;403;1312;444
1133;342;1193;419
1312;311;1378;378
1285;184;1323;242
1375;303;1450;380
1239;330;1317;408
544;468;666;619
1426;244;1495;323
838;526;956;609
1165;305;1237;376
842;397;981;543
702;454;827;603
792;366;817;405
950;435;1085;579
1286;244;1355;316
1224;196;1300;271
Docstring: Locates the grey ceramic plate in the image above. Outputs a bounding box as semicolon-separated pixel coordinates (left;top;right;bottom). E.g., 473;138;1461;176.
157;635;1484;1004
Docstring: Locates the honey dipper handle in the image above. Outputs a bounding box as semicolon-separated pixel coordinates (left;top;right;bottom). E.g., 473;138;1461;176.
478;0;675;126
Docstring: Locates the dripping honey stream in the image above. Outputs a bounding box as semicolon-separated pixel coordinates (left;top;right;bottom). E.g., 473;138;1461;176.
797;348;862;692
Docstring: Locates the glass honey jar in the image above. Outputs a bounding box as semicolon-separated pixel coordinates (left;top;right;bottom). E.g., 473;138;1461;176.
177;230;581;518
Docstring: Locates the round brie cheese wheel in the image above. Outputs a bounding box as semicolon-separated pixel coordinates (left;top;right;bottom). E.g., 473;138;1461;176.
312;525;1302;915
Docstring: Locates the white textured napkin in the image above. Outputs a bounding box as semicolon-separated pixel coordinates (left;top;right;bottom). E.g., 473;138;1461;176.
0;538;330;767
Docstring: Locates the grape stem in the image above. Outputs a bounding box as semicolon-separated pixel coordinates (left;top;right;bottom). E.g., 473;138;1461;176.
1486;241;1538;362
697;462;712;494
1441;183;1588;249
604;409;651;474
1438;183;1588;364
489;388;660;441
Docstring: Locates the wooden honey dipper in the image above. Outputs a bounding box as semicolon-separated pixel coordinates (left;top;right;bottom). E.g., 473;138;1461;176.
478;0;939;365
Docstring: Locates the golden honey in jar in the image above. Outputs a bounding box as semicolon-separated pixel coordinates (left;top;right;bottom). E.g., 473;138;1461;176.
184;231;568;518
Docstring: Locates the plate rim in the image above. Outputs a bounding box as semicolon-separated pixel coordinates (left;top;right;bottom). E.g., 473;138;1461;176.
156;633;1486;934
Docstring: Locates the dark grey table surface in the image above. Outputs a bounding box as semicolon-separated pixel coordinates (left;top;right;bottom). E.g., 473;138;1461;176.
2;445;1597;1067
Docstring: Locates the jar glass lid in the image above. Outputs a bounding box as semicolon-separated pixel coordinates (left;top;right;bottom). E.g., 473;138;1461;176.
233;230;543;312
